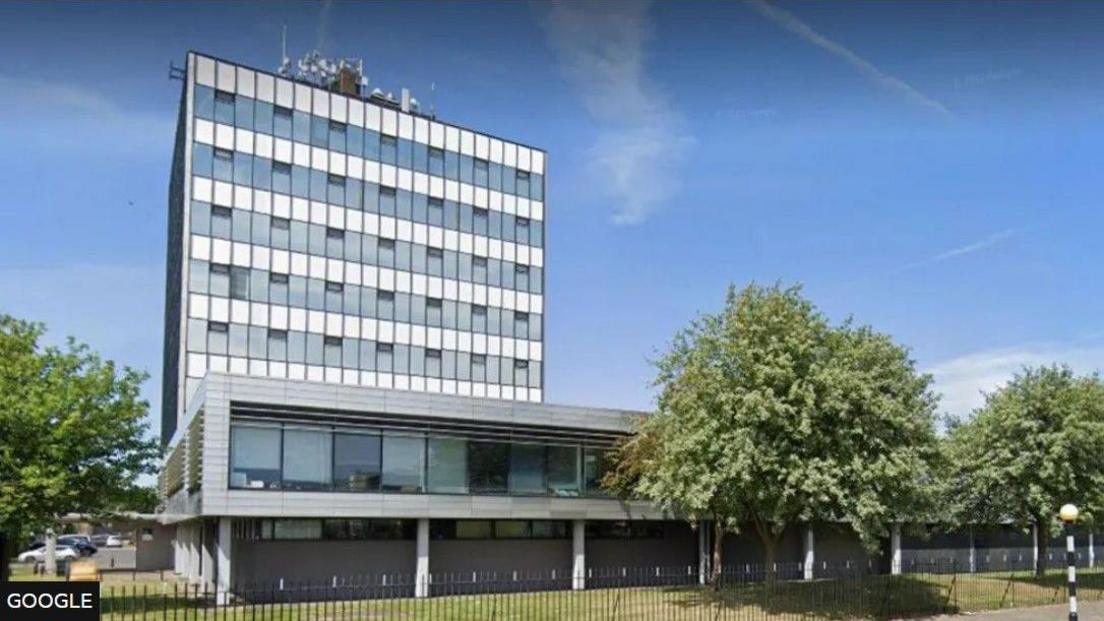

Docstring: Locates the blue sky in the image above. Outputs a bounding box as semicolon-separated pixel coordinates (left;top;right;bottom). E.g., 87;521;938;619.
1;1;1103;438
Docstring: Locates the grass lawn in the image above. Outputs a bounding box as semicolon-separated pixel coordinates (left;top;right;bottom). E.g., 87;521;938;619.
10;562;1104;620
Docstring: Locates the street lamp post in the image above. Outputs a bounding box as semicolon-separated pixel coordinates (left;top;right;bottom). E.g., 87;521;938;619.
1060;504;1080;621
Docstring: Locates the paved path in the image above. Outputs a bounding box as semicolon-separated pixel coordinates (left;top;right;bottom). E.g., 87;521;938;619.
921;600;1104;620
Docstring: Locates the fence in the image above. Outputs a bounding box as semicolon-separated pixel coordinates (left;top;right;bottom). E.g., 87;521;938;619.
97;560;1103;620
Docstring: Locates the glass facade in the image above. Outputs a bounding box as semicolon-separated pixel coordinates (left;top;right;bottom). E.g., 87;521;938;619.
180;54;547;415
229;421;612;498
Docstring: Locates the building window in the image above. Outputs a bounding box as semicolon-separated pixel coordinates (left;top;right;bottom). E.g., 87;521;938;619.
377;290;395;320
213;148;233;182
424;348;442;378
213;90;235;124
324;336;342;367
426;437;467;494
471;305;487;333
473;207;489;236
282;427;333;491
229;424;281;489
273;519;323;540
427;247;444;277
378;237;396;267
474;158;489;187
210;205;232;239
472;256;488;284
267;329;287;361
547;445;580;496
468;441;508;494
514;311;529;340
514;359;529;387
584;447;610;497
508;443;544;495
230;266;250;301
333;432;381;492
456;521;493;540
325;281;344;312
516;170;531;197
471;353;487;382
381;434;424;492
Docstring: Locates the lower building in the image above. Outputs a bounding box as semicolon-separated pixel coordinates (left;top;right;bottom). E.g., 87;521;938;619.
160;372;692;596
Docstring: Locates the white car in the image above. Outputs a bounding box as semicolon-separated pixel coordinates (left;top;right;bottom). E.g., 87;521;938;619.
105;535;125;547
18;545;79;563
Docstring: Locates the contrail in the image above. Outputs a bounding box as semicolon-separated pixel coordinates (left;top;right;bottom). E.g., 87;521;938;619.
746;0;951;116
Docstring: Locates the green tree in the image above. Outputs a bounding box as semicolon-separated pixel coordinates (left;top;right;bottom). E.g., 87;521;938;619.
606;283;942;585
946;365;1104;577
0;315;159;580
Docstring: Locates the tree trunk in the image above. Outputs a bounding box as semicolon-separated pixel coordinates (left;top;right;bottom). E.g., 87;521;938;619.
44;528;57;576
763;534;779;584
0;531;10;582
710;519;725;589
1034;519;1049;578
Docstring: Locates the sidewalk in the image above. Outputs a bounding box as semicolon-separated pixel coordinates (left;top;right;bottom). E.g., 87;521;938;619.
920;600;1104;620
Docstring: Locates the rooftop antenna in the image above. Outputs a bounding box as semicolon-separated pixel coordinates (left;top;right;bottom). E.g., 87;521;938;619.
278;22;290;76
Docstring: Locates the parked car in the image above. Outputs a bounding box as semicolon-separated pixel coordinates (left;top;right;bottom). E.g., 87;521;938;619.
58;536;97;557
18;545;79;563
105;535;125;547
91;534;109;547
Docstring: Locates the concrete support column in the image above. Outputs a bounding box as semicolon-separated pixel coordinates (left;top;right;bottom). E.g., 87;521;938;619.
414;518;430;598
698;521;710;585
891;524;902;575
200;521;215;589
1090;533;1096;568
968;529;976;573
803;524;815;580
572;519;586;590
188;523;201;583
216;518;233;604
173;528;182;575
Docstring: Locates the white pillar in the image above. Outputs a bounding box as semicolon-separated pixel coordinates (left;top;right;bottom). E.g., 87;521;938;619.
803;524;815;580
173;527;182;575
43;528;57;576
698;521;710;585
572;519;586;590
200;521;215;589
968;530;976;573
1090;533;1095;568
216;518;233;604
415;518;430;598
188;523;201;583
891;524;902;575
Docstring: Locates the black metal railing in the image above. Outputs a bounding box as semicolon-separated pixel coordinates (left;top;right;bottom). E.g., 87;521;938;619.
94;559;1104;620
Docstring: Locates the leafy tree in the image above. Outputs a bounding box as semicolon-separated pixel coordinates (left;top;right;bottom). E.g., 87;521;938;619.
0;315;159;580
945;365;1104;577
606;283;942;585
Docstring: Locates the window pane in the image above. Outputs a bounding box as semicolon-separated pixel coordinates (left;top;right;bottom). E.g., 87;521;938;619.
547;445;580;497
456;521;492;539
381;434;424;492
427;437;467;494
584;447;610;497
531;521;568;539
333;432;381;492
273;520;322;540
509;443;545;495
468;441;508;494
230;425;281;489
494;520;529;538
282;428;333;491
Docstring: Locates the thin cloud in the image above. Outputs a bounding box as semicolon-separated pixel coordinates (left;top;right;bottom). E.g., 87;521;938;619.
895;228;1020;272
541;1;693;225
927;344;1104;419
746;0;951;116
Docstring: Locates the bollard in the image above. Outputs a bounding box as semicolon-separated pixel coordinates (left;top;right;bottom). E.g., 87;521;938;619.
1061;504;1080;621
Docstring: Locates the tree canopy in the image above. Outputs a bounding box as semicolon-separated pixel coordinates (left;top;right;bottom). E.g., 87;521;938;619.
945;365;1104;576
606;283;942;583
0;315;159;579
